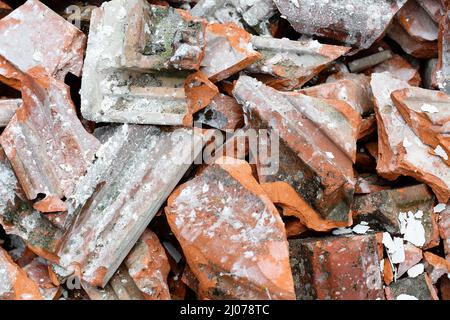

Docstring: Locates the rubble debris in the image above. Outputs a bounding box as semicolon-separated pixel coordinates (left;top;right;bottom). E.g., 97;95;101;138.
0;0;86;85
190;0;277;32
165;157;296;300
0;68;100;202
417;0;445;23
301;75;374;116
273;0;408;50
0;147;63;262
200;23;261;82
391;87;450;165
56;125;208;287
23;257;60;300
233;75;359;229
194;93;244;131
124;230;171;300
247;36;350;90
0;247;43;300
289;233;384;300
371;72;450;203
0;98;21;127
363;54;422;86
438;205;450;257
80;0;207;126
437;9;450;93
397;243;423;277
348;50;393;73
396;0;439;43
352;184;440;248
423;251;450;283
385;272;439;300
388;21;438;59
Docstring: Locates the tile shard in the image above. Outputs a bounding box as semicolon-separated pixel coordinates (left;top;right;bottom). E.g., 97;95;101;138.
417;0;445;23
0;147;63;262
396;0;439;42
289;233;385;300
247;36;350;90
273;0;408;50
0;247;43;300
0;68;100;202
165;157;296;300
385;272;439;300
371;72;450;203
200;22;261;82
391;87;450;165
124;229;171;300
397;243;423;277
233;75;358;227
80;0;207;126
0;0;86;83
0;98;21;127
423;251;450;283
22;257;60;300
352;184;440;249
56;125;209;287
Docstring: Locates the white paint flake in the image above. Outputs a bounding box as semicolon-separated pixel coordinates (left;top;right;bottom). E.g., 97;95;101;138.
434;203;446;213
397;294;418;300
420;103;439;113
407;263;424;278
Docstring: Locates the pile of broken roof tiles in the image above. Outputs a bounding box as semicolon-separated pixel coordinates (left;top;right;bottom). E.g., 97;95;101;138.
0;0;449;301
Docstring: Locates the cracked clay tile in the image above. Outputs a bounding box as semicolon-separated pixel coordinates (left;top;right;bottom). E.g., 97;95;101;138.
352;184;440;249
232;75;359;229
397;243;423;277
417;0;446;23
0;98;20;127
0;146;63;262
391;86;450;166
300;76;374;116
56;125;209;287
363;54;422;86
0;0;86;84
388;20;438;59
423;251;450;283
385;272;438;300
80;0;206;126
0;247;43;300
194;93;244;132
200;22;261;82
396;0;439;43
165;157;296;300
289;233;385;300
246;36;350;91
273;0;407;51
371;72;450;203
0;67;100;203
23;257;60;300
124;229;171;300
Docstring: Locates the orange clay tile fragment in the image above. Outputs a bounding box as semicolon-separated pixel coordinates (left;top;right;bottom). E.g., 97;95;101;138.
289;233;385;300
417;0;445;23
273;0;407;50
358;115;377;140
201;23;261;82
397;243;423;277
383;258;394;285
388;21;437;59
247;36;350;91
391;87;450;166
0;247;43;300
165;157;296;300
423;251;450;283
124;230;171;300
194;93;244;132
371;73;450;203
23;257;60;300
233;75;359;225
385;273;438;300
0;1;11;18
301;75;374;116
33;196;67;213
438;204;450;257
364;54;422;86
184;71;219;126
284;217;308;238
0;67;100;202
397;0;439;42
0;0;86;86
0;98;21;127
